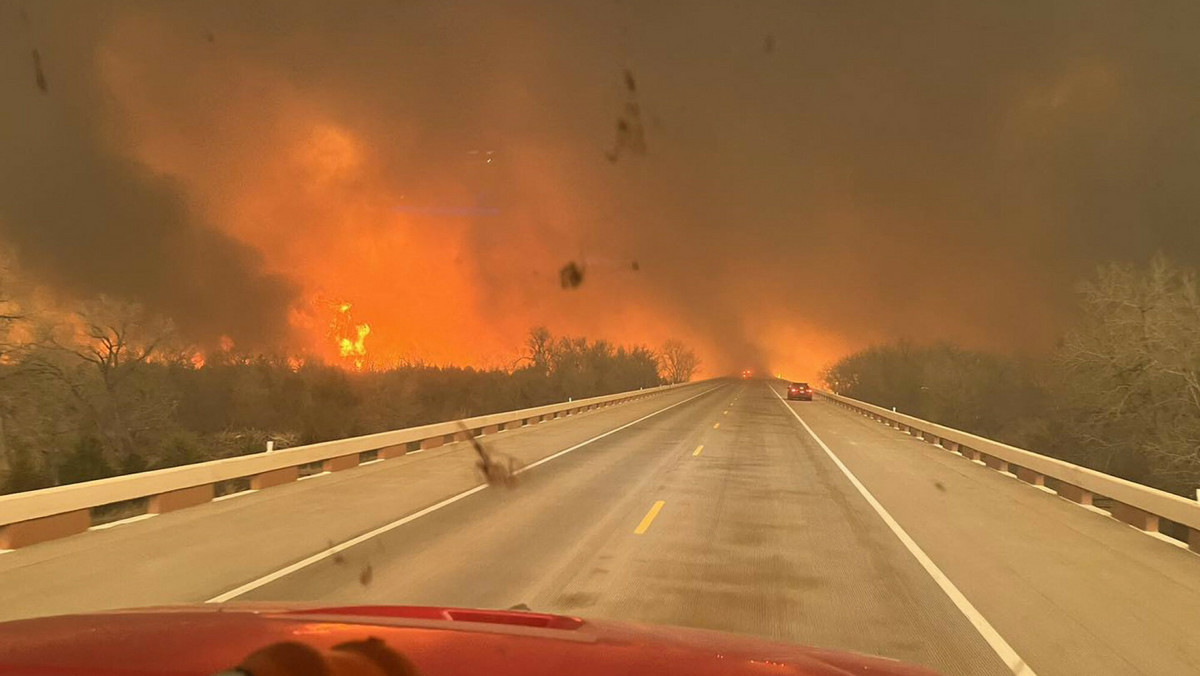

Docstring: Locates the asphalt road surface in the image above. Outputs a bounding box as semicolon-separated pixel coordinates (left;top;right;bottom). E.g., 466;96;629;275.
3;380;1199;676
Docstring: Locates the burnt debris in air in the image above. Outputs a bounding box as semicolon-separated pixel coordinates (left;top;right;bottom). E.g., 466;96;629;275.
764;34;776;55
31;48;47;93
934;481;946;492
631;260;640;272
204;30;216;43
560;261;585;289
359;563;374;586
606;68;647;162
458;423;522;488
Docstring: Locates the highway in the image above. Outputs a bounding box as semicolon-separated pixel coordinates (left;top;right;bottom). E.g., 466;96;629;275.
2;380;1199;676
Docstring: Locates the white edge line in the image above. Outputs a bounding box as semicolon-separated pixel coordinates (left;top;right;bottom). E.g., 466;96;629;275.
213;489;259;502
771;385;1038;676
843;393;1200;557
206;384;721;603
514;385;716;476
298;471;331;481
89;513;158;531
360;458;385;466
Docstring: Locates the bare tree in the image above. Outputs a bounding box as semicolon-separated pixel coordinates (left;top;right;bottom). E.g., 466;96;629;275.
658;339;700;384
523;326;553;374
1056;255;1200;491
27;296;177;464
0;256;28;476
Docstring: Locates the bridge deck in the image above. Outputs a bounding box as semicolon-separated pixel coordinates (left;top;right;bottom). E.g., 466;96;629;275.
2;381;1197;676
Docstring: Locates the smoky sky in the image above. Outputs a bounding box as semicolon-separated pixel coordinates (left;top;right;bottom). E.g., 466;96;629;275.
0;2;296;348
3;1;1200;373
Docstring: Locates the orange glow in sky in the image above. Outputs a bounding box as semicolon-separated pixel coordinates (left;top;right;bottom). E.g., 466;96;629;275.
92;14;847;380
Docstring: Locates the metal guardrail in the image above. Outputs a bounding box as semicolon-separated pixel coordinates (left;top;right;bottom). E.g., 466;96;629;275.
0;382;695;549
816;389;1200;553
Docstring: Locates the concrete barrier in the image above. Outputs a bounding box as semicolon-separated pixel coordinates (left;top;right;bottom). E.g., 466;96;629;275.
817;389;1200;553
0;381;694;548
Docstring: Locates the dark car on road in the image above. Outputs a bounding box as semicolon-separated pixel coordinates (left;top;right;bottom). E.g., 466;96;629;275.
787;382;813;401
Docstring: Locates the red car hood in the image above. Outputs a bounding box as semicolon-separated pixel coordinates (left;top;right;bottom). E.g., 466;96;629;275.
0;604;941;676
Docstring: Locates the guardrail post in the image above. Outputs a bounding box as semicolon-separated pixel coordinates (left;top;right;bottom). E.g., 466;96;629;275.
1190;529;1200;554
1014;467;1045;486
420;436;444;450
982;455;1010;473
0;511;90;549
503;420;523;431
1056;483;1093;506
481;424;501;434
943;441;960;453
960;446;982;461
150;485;214;513
1111;503;1160;532
322;454;359;473
380;443;407;459
252;466;299;490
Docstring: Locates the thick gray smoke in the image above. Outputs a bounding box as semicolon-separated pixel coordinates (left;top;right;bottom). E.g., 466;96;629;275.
3;1;1200;373
0;2;296;348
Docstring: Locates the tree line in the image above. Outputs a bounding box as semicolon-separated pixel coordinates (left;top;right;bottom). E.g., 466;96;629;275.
822;256;1200;497
0;292;700;494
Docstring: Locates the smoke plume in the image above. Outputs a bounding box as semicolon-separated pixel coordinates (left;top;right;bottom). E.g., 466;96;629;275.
3;1;1200;375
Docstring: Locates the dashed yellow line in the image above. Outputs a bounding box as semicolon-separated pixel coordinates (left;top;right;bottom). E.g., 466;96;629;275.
693;444;703;457
634;500;666;535
713;422;720;430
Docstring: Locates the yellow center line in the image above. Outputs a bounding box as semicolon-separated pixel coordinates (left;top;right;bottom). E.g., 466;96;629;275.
634;500;666;535
713;422;720;429
693;444;703;456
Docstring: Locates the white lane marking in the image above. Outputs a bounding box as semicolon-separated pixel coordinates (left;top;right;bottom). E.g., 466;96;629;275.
771;386;1037;676
206;485;490;603
207;385;721;603
89;513;158;531
510;386;719;476
213;489;259;502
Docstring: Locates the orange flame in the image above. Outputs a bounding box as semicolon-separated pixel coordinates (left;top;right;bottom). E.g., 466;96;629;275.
339;323;370;369
331;301;370;370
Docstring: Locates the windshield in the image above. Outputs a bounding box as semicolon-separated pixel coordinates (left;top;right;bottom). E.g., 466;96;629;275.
2;4;1199;676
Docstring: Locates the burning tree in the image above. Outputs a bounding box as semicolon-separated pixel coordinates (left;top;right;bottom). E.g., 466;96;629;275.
331;301;371;370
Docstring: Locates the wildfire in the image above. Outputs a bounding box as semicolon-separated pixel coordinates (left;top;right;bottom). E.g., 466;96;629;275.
332;301;370;370
339;323;371;368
